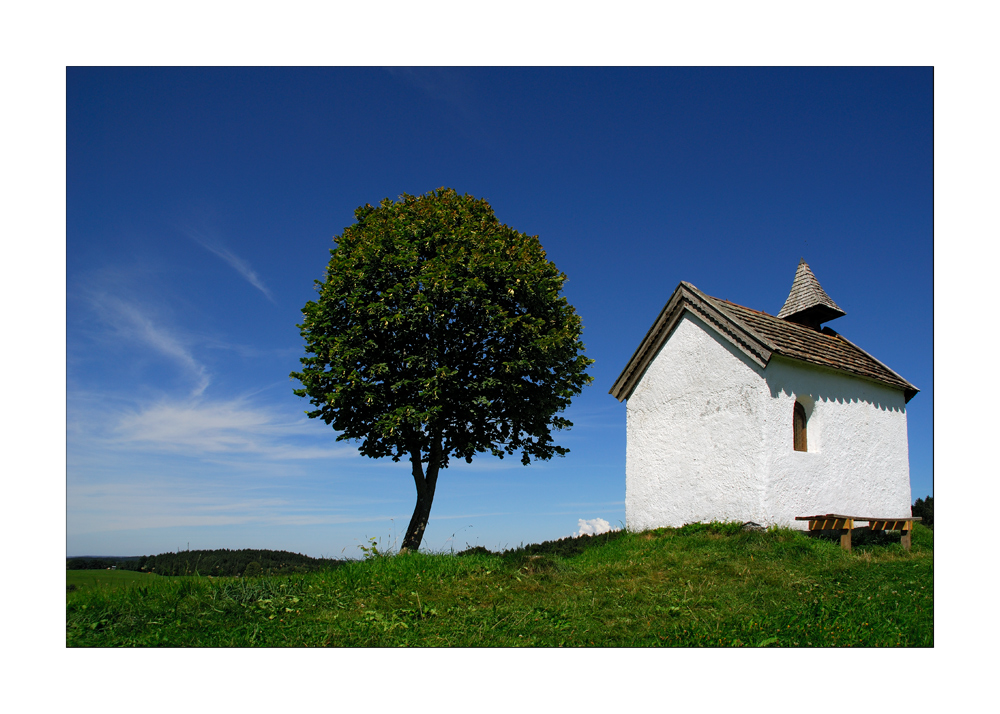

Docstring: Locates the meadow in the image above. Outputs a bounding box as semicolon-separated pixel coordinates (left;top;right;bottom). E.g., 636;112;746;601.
66;523;932;647
67;569;155;592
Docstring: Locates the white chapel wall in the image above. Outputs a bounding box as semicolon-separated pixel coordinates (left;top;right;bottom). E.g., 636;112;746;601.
625;312;770;530
760;355;912;527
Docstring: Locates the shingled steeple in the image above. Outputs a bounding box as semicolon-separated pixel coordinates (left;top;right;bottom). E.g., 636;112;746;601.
777;259;845;330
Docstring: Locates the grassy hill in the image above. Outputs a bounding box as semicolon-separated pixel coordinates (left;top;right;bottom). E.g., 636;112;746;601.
66;523;932;647
67;569;156;594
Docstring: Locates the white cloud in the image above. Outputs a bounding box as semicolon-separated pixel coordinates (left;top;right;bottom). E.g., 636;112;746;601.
109;396;353;459
186;228;275;302
96;295;210;396
574;517;613;537
66;479;397;535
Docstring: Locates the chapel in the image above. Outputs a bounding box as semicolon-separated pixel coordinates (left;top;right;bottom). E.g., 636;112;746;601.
609;259;918;530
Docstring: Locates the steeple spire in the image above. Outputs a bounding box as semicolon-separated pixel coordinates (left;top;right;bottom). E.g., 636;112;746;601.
777;258;845;330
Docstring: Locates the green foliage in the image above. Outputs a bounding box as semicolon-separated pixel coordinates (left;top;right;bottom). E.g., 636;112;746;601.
67;556;142;571
67;526;932;647
291;189;594;550
497;528;626;559
912;495;933;528
292;188;593;467
676;521;748;537
358;537;388;560
93;548;345;578
455;545;492;557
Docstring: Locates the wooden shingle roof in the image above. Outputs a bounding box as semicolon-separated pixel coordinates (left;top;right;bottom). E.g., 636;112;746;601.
776;258;846;328
609;281;918;403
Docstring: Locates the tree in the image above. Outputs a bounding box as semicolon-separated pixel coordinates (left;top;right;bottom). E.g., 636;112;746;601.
912;495;933;528
291;188;593;552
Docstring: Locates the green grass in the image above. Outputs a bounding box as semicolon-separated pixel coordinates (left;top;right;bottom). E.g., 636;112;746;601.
66;524;933;647
67;569;162;593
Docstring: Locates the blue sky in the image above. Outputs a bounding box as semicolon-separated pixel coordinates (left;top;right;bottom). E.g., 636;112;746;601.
66;67;933;558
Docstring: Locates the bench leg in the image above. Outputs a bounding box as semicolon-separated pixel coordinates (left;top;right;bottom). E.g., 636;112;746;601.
840;528;852;552
901;527;911;551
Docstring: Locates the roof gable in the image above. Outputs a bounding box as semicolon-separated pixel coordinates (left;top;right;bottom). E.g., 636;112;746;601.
608;282;773;401
610;281;918;403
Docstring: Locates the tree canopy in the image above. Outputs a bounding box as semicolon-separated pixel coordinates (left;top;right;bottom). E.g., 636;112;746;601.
291;188;593;551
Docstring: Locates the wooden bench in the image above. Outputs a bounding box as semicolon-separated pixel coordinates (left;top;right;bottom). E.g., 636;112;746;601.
795;514;922;552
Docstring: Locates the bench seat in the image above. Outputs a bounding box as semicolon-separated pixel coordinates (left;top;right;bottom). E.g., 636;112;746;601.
794;514;922;552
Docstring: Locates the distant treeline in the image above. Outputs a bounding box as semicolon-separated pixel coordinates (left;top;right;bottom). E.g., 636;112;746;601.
66;556;141;571
67;549;345;577
912;495;933;528
457;528;627;559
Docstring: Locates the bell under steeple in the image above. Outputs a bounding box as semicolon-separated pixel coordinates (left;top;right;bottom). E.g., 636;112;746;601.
777;258;845;330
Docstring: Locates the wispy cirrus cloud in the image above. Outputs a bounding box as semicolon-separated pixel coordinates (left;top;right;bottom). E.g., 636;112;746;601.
185;227;275;302
67;473;414;535
95;294;210;396
67;479;400;534
110;396;353;459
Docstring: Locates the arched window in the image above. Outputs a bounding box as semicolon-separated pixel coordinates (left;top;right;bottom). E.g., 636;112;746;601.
793;402;808;452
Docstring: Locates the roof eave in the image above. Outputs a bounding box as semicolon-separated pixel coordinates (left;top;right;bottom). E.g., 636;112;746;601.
820;331;920;403
769;351;920;403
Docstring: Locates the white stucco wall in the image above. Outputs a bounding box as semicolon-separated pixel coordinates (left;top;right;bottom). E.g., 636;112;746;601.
760;355;911;527
624;312;912;531
625;313;770;530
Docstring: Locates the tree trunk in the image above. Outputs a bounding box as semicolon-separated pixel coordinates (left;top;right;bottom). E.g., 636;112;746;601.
399;442;441;552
